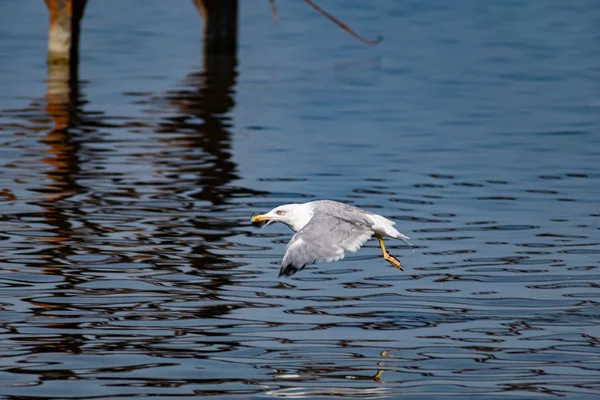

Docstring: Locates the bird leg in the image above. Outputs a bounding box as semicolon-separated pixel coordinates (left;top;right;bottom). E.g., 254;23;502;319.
377;236;403;271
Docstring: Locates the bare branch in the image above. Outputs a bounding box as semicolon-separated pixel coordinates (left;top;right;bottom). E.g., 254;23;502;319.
270;0;279;24
302;0;382;45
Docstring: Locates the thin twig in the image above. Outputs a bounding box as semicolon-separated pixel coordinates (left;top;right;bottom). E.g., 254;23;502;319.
270;0;279;24
302;0;382;45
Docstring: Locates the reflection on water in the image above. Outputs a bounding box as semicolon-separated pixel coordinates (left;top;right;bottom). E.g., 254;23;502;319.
1;0;600;398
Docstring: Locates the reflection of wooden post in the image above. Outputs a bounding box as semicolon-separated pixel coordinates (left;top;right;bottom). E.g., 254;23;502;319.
44;49;81;201
44;0;88;64
46;63;74;132
192;0;238;53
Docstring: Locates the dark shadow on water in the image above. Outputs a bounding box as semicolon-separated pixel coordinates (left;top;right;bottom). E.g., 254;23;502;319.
0;35;265;378
160;52;239;206
156;48;266;278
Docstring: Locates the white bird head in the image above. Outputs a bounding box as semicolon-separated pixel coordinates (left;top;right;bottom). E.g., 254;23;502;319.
251;203;313;232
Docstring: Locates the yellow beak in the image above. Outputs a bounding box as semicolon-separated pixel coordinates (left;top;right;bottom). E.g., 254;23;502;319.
252;214;270;223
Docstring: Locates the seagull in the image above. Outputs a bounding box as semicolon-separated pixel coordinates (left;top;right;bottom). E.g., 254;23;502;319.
251;200;412;277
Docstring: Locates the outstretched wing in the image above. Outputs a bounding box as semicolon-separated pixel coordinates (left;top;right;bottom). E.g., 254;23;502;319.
279;213;374;277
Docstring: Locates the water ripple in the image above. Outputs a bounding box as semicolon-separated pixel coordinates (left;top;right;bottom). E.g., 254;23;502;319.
0;1;599;398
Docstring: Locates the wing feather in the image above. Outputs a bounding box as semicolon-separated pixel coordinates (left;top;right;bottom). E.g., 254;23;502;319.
279;213;374;277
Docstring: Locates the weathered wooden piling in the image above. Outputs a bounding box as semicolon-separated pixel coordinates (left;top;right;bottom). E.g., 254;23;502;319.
44;1;238;62
192;0;238;52
44;0;88;64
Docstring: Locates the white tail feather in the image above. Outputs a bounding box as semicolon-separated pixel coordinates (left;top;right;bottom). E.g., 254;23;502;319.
388;226;413;247
368;214;413;247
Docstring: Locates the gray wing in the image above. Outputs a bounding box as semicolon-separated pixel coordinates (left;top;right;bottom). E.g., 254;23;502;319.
279;213;374;277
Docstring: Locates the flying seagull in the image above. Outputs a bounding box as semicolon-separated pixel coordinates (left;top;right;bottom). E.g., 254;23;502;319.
251;200;411;277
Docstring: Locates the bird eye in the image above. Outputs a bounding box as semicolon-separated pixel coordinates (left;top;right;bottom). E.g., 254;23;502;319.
276;210;285;215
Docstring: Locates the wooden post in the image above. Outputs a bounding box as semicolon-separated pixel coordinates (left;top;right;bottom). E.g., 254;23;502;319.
44;0;88;64
192;0;238;53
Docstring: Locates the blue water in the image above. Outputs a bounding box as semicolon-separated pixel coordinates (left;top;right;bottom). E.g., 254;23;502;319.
0;1;599;398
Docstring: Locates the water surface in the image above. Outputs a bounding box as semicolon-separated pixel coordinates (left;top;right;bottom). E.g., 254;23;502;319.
0;1;599;398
